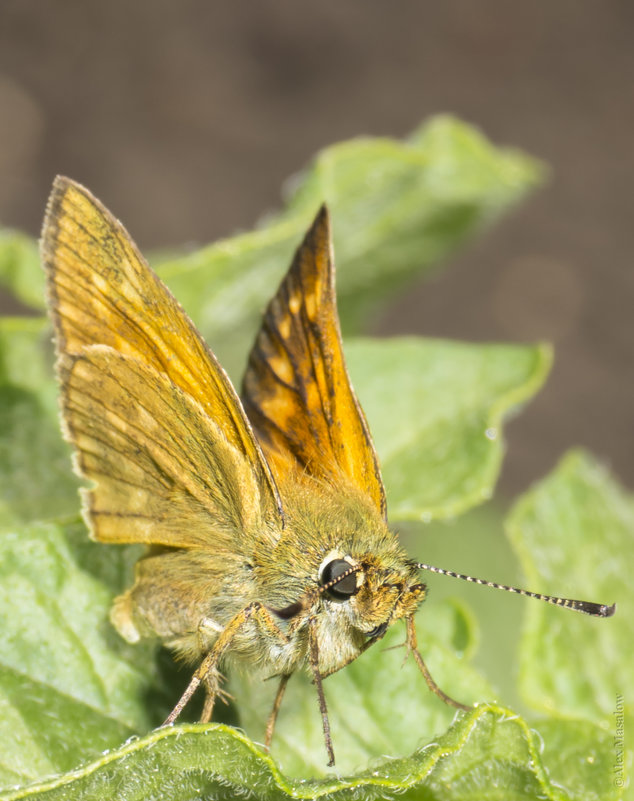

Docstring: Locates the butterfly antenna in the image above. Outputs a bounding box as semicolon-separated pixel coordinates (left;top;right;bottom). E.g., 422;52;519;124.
415;563;616;618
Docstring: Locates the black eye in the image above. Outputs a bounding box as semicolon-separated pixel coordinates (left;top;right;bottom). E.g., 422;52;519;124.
320;559;358;601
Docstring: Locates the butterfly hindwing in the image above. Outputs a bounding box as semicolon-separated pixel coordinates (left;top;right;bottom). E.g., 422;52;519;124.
59;346;267;547
242;206;387;519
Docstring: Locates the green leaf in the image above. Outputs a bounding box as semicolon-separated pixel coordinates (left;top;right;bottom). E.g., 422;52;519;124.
0;324;550;528
155;116;544;374
507;451;632;800
0;494;621;799
0;117;544;379
347;337;552;520
0;319;79;527
0;318;52;399
0;116;545;527
0;520;159;787
507;451;632;724
0;515;487;791
0;230;43;311
231;599;491;776
0;521;154;725
1;118;619;800
0;709;594;801
537;718;623;801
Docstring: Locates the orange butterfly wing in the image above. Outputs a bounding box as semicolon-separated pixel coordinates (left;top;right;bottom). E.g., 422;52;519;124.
42;176;284;543
242;206;387;519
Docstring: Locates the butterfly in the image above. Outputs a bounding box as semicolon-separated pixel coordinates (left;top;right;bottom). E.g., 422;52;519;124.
41;177;614;766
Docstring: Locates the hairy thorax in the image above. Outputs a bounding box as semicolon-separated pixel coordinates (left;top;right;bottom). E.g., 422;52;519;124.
111;476;426;679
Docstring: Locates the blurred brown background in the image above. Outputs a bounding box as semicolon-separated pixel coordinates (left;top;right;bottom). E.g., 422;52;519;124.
0;0;632;500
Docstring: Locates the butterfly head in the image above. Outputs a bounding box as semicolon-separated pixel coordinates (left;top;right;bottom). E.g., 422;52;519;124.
316;549;426;639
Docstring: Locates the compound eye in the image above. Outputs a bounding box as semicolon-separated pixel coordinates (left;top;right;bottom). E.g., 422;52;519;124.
320;558;358;601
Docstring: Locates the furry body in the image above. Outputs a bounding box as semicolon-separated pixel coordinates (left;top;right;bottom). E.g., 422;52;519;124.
113;475;424;677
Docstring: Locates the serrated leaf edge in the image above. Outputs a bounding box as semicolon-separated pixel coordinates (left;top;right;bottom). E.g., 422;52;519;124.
0;705;566;801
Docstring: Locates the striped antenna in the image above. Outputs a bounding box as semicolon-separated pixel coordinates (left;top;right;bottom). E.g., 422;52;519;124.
415;563;616;618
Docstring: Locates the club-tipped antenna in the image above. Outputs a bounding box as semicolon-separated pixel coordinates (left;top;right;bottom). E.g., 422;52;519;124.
415;563;615;618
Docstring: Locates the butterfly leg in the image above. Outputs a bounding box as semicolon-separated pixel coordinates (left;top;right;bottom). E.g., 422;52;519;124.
264;673;291;751
163;602;291;727
405;616;471;711
306;622;389;764
196;618;233;723
200;670;233;723
201;682;215;724
307;617;335;767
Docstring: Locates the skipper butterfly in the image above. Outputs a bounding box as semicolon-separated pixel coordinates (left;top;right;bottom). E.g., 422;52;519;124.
41;177;614;765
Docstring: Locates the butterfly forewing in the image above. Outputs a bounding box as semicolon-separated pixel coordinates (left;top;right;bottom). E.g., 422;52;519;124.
242;206;387;519
42;176;284;542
